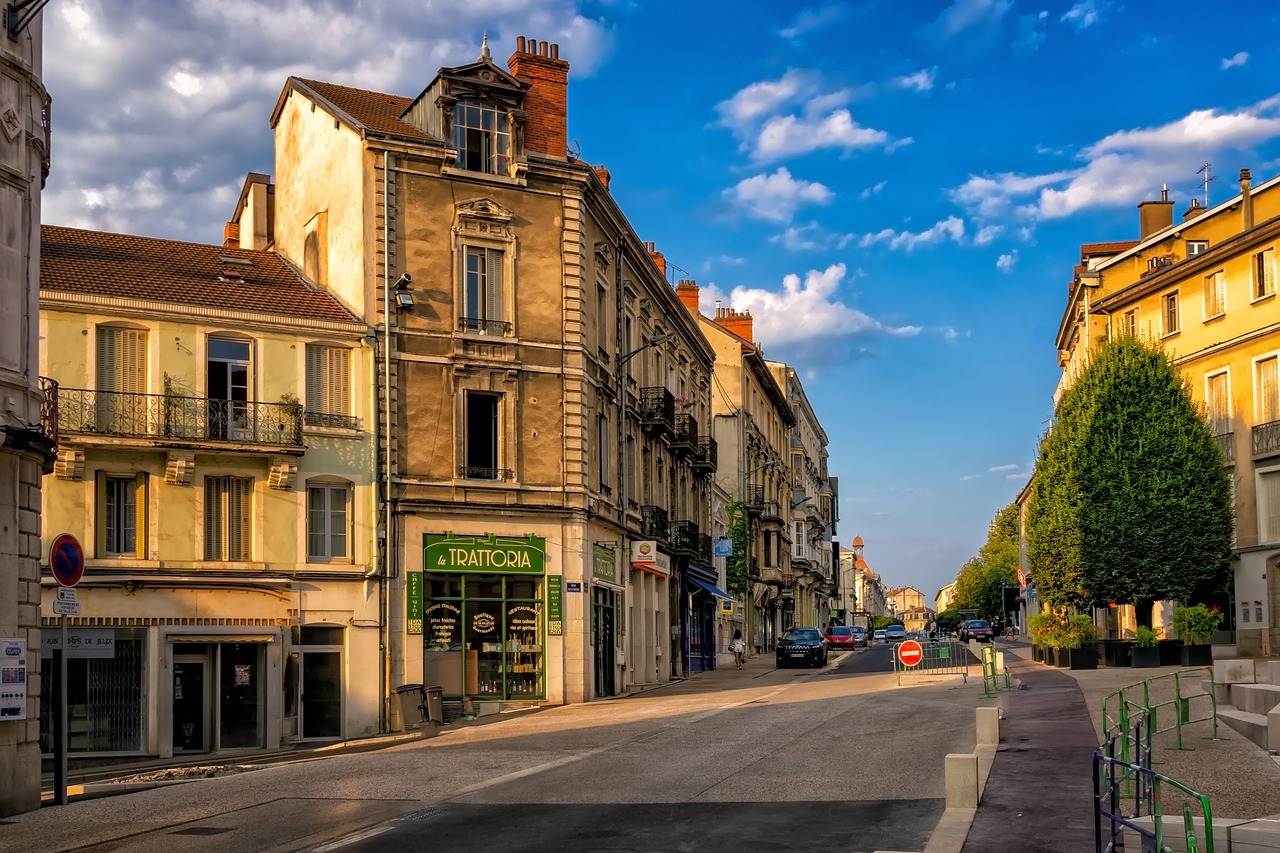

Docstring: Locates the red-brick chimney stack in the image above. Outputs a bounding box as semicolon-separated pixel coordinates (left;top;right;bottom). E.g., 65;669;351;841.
644;242;666;278
675;280;700;313
714;305;753;342
594;165;611;190
508;36;569;159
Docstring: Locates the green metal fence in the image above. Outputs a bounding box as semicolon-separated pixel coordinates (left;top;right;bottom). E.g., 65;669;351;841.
1101;668;1224;753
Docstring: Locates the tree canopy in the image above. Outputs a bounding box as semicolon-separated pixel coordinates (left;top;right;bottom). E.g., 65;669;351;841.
1026;336;1234;622
952;502;1020;619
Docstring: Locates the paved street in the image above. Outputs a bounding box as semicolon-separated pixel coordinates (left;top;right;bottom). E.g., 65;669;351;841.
0;647;993;853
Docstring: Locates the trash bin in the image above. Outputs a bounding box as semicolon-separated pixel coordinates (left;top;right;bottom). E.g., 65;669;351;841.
423;685;444;725
394;683;425;730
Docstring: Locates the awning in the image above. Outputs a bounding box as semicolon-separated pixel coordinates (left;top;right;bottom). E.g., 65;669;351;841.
689;577;733;600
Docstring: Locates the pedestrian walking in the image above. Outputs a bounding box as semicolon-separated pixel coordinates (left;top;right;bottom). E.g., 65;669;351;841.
729;629;745;670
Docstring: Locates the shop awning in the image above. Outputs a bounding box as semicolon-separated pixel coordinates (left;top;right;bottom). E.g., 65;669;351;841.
689;577;733;600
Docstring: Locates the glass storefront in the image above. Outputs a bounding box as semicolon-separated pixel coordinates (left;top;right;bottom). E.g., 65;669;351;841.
171;640;266;752
40;627;145;754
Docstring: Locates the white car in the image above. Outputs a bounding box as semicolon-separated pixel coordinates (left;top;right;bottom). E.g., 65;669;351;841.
885;625;907;642
872;629;887;643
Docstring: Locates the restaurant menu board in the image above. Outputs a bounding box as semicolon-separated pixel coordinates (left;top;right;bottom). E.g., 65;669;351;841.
1;638;28;720
426;603;462;650
546;576;563;635
406;572;423;635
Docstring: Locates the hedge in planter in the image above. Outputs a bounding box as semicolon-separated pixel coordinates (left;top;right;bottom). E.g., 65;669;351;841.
1129;626;1161;668
1173;604;1223;667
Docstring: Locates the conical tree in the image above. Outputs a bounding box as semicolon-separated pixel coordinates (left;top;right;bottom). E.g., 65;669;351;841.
1027;336;1234;624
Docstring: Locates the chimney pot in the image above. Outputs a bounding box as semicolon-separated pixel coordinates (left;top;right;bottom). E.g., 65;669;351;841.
516;35;526;52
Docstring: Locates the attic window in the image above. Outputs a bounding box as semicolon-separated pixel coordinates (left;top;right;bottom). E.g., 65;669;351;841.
218;255;254;266
453;101;511;175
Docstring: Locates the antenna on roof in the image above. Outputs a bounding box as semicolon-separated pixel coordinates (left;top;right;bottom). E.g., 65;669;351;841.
1195;162;1216;206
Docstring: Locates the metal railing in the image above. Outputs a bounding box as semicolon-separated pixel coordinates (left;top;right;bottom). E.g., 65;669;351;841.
457;465;512;481
1101;669;1223;754
304;410;360;430
56;388;303;447
670;520;699;555
691;436;717;472
1254;419;1280;458
890;638;969;685
638;387;674;432
1213;431;1234;464
671;412;697;454
457;317;512;335
39;376;59;446
640;505;668;539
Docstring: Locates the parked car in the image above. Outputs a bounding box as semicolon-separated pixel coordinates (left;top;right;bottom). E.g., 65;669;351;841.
872;629;887;643
850;626;868;647
959;619;994;643
776;627;828;668
885;624;907;642
823;625;858;650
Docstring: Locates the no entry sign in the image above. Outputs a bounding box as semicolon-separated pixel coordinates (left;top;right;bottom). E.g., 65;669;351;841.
897;639;924;667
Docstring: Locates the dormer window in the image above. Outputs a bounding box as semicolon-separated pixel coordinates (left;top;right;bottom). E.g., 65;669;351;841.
453;101;511;175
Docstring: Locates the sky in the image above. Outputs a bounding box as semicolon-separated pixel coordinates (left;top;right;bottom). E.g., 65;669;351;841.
38;0;1280;601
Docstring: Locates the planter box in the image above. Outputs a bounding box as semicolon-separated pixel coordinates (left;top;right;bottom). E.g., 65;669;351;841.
1132;646;1161;668
1097;639;1133;667
1158;639;1184;666
1180;643;1213;667
1032;645;1045;663
1064;646;1098;670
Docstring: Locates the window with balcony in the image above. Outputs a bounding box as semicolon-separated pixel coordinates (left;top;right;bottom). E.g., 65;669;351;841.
96;472;147;559
204;476;252;561
96;326;148;432
1260;467;1280;544
1255;248;1276;300
460;247;507;335
1203;270;1226;319
1161;291;1180;336
207;338;252;440
307;482;351;562
305;344;354;429
453;100;511;175
462;392;504;480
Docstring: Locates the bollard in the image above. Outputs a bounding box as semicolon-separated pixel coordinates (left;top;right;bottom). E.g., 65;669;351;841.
976;706;1001;746
944;753;979;809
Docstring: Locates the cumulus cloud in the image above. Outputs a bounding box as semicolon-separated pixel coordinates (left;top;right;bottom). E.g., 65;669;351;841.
996;250;1018;272
859;216;966;251
973;224;1003;245
1060;1;1102;29
723;168;834;223
779;4;847;39
861;180;887;199
1221;52;1249;70
755;110;891;160
894;67;937;92
930;0;1012;39
699;264;922;352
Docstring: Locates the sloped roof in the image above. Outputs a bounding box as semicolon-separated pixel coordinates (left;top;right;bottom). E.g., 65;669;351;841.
289;78;429;141
41;225;359;325
1081;240;1139;256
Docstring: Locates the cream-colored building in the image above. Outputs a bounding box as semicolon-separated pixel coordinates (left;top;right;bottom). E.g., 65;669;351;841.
935;581;958;615
0;4;54;817
262;36;717;708
887;585;926;617
39;226;377;758
849;536;888;621
1053;169;1280;652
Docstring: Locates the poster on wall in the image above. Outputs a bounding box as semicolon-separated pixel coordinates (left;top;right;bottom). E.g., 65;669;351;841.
547;576;563;636
1;638;28;720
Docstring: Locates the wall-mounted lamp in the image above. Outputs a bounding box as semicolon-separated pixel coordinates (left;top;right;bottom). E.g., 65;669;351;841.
395;291;415;311
394;273;412;289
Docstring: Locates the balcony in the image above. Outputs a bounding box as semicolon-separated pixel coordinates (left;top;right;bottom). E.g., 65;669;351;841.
640;505;669;540
304;410;360;430
691;436;717;474
55;388;303;449
638;387;674;437
671;412;697;457
746;485;765;515
39;376;59;447
1214;431;1234;465
697;533;713;563
670;520;699;556
457;466;512;481
1254;421;1280;460
458;317;512;335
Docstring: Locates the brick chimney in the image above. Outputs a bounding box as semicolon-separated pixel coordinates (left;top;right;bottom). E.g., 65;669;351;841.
714;305;753;342
1240;168;1254;231
594;165;611;190
1137;185;1174;239
675;280;700;313
645;242;666;278
508;36;569;159
1182;198;1204;221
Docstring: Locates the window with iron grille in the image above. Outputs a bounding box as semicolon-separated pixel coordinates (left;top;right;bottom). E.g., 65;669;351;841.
204;476;253;561
463;392;502;479
308;482;351;561
305;344;352;427
96;472;146;558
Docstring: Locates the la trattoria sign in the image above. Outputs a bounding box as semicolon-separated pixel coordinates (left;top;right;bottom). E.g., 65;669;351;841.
424;533;546;574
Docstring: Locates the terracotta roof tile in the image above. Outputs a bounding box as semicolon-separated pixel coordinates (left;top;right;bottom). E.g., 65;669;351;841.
41;225;359;325
1080;240;1139;256
294;78;429;141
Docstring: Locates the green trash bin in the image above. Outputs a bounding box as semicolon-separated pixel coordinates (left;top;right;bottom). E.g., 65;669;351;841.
395;683;425;730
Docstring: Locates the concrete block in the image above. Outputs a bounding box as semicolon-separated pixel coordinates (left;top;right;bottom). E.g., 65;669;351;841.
1126;814;1248;852
1216;658;1257;684
1232;817;1280;852
975;706;1001;746
1218;707;1269;752
1268;706;1280;754
1237;682;1280;715
944;753;978;809
1267;661;1280;686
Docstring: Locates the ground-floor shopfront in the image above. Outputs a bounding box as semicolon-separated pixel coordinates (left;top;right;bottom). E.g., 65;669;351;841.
683;561;732;672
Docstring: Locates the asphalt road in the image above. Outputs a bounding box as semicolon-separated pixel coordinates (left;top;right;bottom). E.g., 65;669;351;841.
2;648;991;853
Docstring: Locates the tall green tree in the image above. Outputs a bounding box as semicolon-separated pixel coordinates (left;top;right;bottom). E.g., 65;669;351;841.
1027;336;1234;624
952;503;1020;619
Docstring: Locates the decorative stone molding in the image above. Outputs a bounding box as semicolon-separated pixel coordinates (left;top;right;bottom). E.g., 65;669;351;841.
269;457;298;490
53;448;85;481
164;451;196;486
0;102;20;143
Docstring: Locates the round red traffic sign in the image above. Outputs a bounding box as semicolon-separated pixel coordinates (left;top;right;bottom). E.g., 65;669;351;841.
897;639;924;667
49;533;85;587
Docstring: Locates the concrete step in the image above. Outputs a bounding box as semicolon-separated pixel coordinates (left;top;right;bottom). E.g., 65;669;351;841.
1231;682;1280;716
1218;706;1269;752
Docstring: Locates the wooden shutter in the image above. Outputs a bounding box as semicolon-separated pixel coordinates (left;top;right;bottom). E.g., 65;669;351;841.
1262;357;1279;424
135;472;148;560
95;471;108;557
305;344;324;413
327;347;349;414
486;248;503;323
204;477;222;560
1267;250;1277;295
228;477;252;561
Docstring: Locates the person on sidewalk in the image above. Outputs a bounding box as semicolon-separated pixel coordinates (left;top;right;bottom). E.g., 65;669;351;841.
729;630;745;670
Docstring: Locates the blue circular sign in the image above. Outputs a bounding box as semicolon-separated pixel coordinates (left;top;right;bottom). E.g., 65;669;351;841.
50;533;84;587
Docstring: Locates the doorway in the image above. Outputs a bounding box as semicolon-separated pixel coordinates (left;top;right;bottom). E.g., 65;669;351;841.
172;657;209;753
300;651;342;739
593;586;617;697
207;337;251;439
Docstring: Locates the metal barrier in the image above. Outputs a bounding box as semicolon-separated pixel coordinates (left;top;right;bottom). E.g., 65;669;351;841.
891;639;969;685
1101;669;1224;753
981;644;1013;696
1095;715;1215;852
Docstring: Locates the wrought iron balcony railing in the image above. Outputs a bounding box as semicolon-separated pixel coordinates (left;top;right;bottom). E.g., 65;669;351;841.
691;435;717;473
638;387;674;435
640;505;669;540
671;412;697;456
697;533;713;563
304;410;360;430
1253;420;1280;460
56;388;303;447
457;466;513;481
746;485;765;514
1214;431;1235;464
670;520;699;556
458;317;512;335
39;376;59;446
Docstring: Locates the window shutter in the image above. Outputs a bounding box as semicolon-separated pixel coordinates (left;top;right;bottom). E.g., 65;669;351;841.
306;344;324;412
228;478;251;561
204;478;221;560
328;347;349;414
330;486;349;558
95;471;108;557
121;329;147;394
1262;358;1279;423
135;473;148;560
96;329;118;391
486;248;503;323
1262;471;1280;543
1267;251;1277;294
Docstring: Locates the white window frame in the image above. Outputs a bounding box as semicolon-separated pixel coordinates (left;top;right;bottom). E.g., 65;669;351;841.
1203;270;1226;320
1258;354;1280;425
1187;240;1208;257
1120;308;1138;338
1258;465;1280;545
1161;291;1180;337
304;343;352;427
452;100;512;175
1254;247;1277;301
204;476;253;561
96;471;147;559
1205;370;1230;436
306;481;352;563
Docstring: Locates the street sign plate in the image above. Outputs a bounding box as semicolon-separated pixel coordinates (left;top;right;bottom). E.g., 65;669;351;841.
897;639;924;667
56;587;77;604
566;582;582;592
52;600;80;616
49;534;85;588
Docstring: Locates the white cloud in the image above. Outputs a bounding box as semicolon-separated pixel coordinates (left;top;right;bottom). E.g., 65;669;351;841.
895;67;937;92
861;180;887;199
779;4;847;39
716;69;817;129
973;224;1003;245
1221;52;1249;70
1060;1;1101;30
931;0;1012;39
754;110;890;161
859;216;965;251
996;250;1018;273
723;168;834;223
989;463;1018;473
699;264;921;349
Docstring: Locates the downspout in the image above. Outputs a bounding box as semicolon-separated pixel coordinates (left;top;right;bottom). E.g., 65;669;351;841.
380;150;393;733
615;233;627;689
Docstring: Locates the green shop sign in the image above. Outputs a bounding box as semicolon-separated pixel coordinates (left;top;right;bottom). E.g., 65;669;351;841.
406;572;423;635
547;575;563;635
424;533;546;574
592;545;617;583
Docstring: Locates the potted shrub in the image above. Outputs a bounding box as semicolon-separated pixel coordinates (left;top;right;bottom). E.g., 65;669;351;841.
1172;604;1222;666
1028;612;1056;664
1129;626;1161;667
1061;614;1099;670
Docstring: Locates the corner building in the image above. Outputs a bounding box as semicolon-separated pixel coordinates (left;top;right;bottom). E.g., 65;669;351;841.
265;37;715;712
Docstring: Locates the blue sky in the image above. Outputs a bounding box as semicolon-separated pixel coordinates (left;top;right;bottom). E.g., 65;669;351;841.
39;0;1280;599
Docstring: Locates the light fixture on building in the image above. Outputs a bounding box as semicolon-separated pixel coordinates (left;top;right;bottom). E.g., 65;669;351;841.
394;273;415;311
